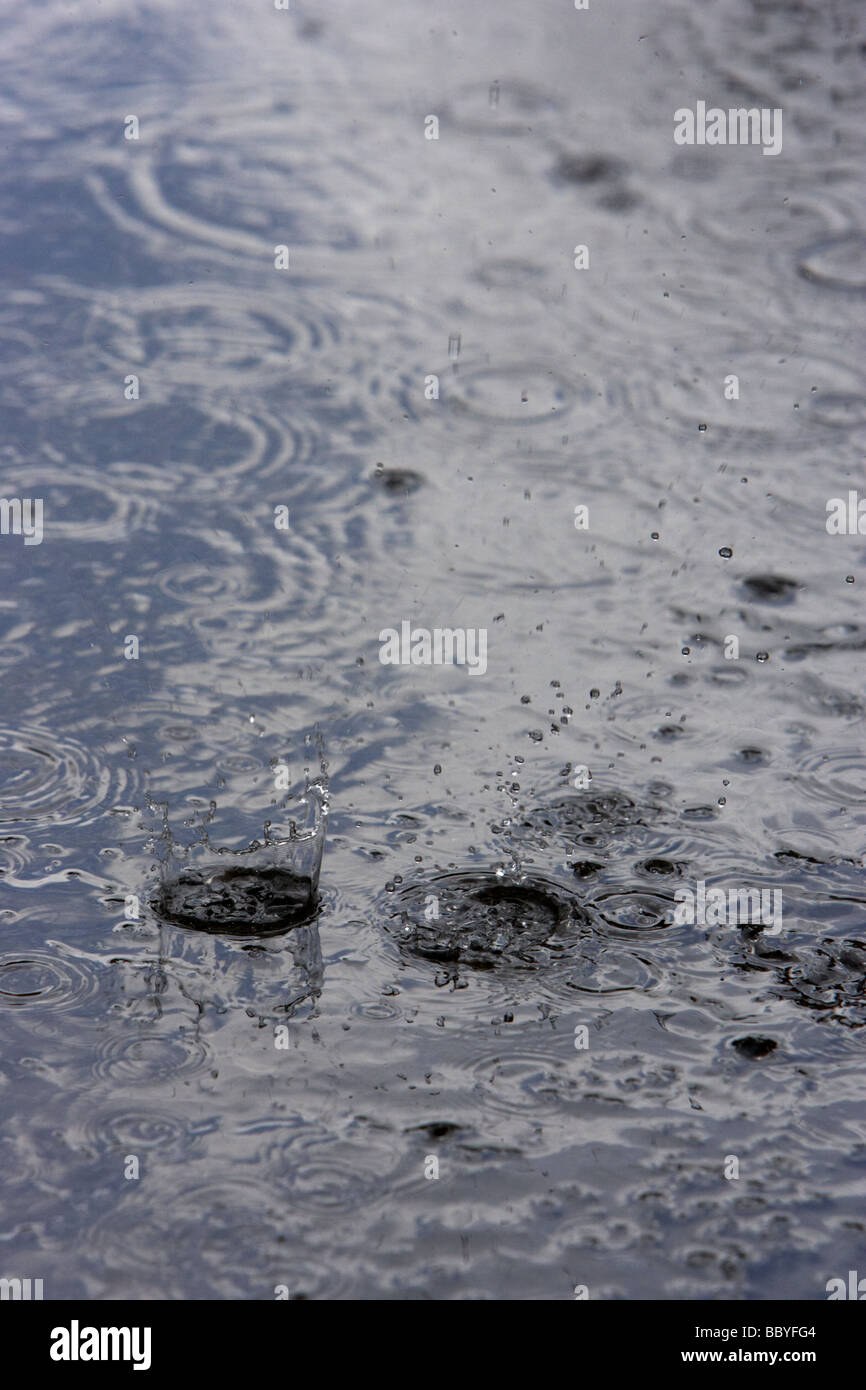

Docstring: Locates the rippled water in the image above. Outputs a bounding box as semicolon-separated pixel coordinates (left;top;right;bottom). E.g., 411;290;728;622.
1;0;865;1301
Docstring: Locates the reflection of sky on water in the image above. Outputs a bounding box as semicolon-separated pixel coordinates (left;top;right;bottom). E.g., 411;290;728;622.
0;0;864;1299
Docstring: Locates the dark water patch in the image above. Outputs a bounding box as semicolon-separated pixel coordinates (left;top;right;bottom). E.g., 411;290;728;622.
571;859;605;878
371;465;425;496
404;1120;462;1140
737;746;770;766
741;574;801;604
387;871;590;971
638;857;682;877
547;146;639;211
732;1035;778;1060
550;151;625;185
154;867;318;936
653;722;687;741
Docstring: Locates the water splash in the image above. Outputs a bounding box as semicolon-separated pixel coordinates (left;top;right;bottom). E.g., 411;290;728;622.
147;772;329;936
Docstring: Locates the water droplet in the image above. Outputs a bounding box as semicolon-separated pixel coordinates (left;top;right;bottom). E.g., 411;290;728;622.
589;688;600;699
719;547;733;558
756;651;770;663
698;423;708;432
846;575;855;584
681;647;690;656
433;764;442;775
650;531;659;540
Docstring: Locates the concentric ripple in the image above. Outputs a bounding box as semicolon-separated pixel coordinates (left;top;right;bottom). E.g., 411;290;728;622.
387;871;591;971
792;748;866;809
448;363;577;425
0;950;98;1013
94;1031;210;1084
0;724;137;827
470;1049;573;1117
589;887;680;937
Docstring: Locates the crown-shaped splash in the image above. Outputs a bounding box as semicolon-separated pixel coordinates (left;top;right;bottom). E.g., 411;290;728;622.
147;778;329;936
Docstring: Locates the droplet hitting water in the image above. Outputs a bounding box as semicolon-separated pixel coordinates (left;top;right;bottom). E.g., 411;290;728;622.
149;780;328;937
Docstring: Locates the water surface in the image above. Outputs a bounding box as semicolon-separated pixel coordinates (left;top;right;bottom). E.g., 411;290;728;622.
1;0;865;1300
